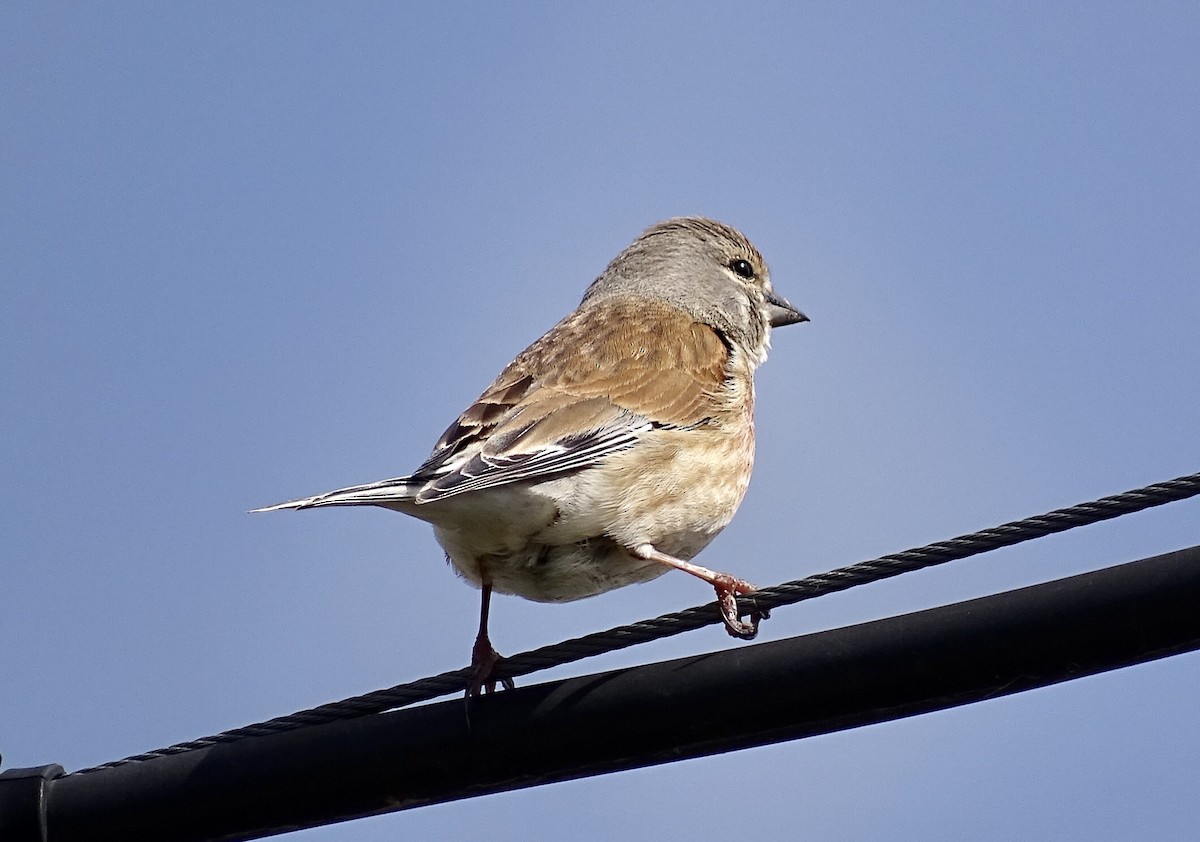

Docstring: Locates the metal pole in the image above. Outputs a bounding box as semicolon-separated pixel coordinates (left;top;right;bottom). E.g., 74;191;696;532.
3;545;1198;842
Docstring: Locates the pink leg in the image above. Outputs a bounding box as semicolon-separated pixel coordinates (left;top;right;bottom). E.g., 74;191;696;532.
467;582;515;696
632;544;769;639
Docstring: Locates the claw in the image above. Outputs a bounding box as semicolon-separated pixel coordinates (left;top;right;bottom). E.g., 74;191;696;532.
467;633;515;696
713;574;768;640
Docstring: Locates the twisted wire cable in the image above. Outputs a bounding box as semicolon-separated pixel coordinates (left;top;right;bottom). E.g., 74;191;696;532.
75;470;1200;774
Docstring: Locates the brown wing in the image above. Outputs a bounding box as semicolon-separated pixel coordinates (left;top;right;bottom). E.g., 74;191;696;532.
411;297;729;502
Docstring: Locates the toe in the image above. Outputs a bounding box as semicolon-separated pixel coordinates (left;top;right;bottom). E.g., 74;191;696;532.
467;637;515;696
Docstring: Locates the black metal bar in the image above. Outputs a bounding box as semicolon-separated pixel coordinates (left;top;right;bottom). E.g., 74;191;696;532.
4;545;1198;842
0;765;63;842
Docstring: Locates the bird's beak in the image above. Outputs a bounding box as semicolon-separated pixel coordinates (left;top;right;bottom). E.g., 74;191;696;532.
766;290;809;327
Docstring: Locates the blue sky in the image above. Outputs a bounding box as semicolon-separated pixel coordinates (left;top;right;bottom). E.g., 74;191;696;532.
3;3;1198;839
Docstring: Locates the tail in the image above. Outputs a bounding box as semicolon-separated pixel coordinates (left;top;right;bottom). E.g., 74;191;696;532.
250;475;423;512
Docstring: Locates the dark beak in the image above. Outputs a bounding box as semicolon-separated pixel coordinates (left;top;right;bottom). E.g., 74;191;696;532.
766;289;809;327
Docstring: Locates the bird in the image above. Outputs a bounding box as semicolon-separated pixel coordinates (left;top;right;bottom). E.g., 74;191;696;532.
253;217;807;692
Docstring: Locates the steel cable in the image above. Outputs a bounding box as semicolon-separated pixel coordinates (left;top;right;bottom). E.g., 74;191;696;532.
74;470;1200;774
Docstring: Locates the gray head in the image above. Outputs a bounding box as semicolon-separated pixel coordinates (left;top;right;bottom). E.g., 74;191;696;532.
581;217;807;363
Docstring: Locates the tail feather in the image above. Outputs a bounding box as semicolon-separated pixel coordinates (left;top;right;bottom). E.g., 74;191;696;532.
250;475;421;512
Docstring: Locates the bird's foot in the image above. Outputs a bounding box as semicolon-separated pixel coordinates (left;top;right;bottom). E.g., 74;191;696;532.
467;633;515;696
713;574;770;640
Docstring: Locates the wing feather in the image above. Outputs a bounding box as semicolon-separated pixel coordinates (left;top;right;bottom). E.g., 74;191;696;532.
410;298;730;502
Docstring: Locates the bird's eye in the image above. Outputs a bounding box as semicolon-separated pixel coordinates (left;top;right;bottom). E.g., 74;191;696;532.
730;259;755;279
